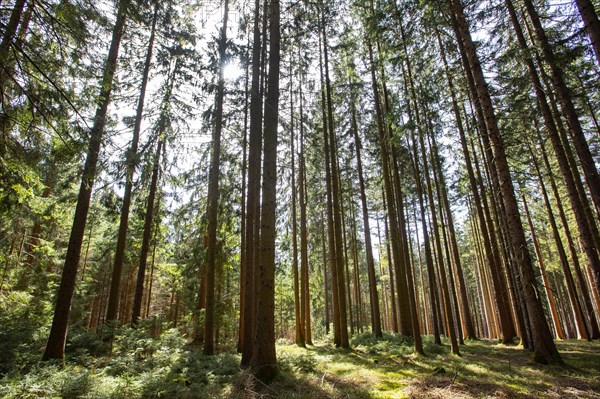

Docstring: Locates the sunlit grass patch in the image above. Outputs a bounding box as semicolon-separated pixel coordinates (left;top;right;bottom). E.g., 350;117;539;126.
2;332;600;398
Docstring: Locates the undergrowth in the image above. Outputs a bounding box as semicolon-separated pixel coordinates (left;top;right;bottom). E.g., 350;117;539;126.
1;328;599;398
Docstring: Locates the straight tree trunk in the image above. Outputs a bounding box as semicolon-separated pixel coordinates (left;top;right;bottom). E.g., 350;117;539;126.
442;25;515;342
131;137;163;325
321;211;330;335
349;83;381;337
408;127;441;345
448;0;562;364
473;130;529;347
237;28;250;354
251;0;280;380
107;0;158;322
378;70;413;337
340;196;355;336
299;78;312;344
318;31;340;345
291;80;305;347
366;39;412;339
240;0;263;367
553;271;575;338
535;131;600;339
432;38;477;339
505;0;600;312
0;0;27;123
203;0;229;355
376;216;390;331
394;163;425;354
43;0;130;360
145;223;159;318
321;6;349;348
522;195;565;339
382;188;399;333
132;58;177;325
401;32;458;353
575;0;600;66
523;0;600;220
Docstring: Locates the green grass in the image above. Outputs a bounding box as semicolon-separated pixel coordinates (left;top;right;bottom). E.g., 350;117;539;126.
259;336;600;399
2;330;599;398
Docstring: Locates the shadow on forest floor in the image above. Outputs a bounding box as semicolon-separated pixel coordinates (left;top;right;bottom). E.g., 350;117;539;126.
1;330;599;399
260;336;600;398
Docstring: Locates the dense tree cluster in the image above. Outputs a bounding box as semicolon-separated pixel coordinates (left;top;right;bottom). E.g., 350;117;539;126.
1;0;598;382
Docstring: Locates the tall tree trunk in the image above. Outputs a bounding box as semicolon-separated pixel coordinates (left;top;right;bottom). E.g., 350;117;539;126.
443;25;516;343
318;29;340;345
407;125;441;345
291;78;305;347
432;37;477;340
366;39;412;341
473;128;529;348
448;0;562;364
107;0;159;322
240;0;263;367
237;26;251;354
145;222;159;318
0;0;27;126
203;0;229;355
43;0;130;360
535;131;600;339
321;210;330;335
349;83;381;337
400;29;458;353
378;75;413;337
251;0;279;380
575;0;600;66
131;137;163;325
299;78;312;344
394;167;425;354
376;216;390;331
553;271;575;338
523;0;600;219
505;0;600;311
522;195;565;339
382;188;399;333
132;57;177;325
341;194;354;336
321;6;349;348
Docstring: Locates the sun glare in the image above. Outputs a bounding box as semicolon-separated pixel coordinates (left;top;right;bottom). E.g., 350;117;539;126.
223;62;244;81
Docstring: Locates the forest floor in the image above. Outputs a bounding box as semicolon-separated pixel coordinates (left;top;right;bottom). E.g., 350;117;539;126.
1;329;599;399
266;336;600;399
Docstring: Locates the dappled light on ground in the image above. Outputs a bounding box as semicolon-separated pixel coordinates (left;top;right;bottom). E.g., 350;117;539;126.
271;335;600;399
1;330;599;398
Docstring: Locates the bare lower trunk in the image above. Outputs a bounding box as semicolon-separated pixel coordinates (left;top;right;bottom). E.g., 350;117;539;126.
448;0;561;364
43;0;130;360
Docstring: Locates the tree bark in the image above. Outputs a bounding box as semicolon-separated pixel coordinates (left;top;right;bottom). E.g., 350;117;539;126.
523;0;600;220
575;0;600;66
203;0;228;355
349;83;382;337
251;0;280;380
448;0;561;364
43;0;130;360
321;6;349;348
291;78;305;347
131;136;163;325
299;77;312;344
506;0;600;306
240;0;263;367
522;195;565;339
107;0;158;322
